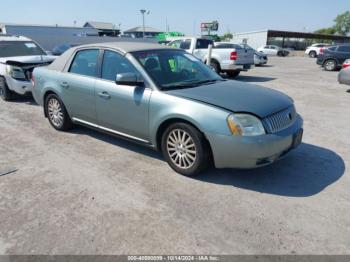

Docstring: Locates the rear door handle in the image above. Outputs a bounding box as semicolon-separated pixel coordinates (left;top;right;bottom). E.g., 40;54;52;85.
98;91;111;99
60;82;69;88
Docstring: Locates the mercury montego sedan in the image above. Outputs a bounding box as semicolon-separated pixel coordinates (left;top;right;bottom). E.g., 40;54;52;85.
32;42;303;176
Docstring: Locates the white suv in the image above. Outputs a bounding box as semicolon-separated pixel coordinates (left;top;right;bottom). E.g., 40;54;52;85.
0;35;56;101
305;43;330;58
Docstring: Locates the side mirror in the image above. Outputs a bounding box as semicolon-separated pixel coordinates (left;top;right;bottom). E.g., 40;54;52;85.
115;73;144;87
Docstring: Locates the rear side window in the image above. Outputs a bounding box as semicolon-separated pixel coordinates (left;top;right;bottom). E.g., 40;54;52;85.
196;39;213;49
338;46;350;52
69;49;99;77
101;50;138;81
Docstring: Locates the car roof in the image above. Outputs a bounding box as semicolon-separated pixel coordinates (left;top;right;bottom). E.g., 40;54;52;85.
48;41;182;72
71;41;176;54
0;34;32;42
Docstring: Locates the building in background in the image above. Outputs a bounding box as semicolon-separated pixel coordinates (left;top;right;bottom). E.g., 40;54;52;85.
0;22;154;51
124;26;163;38
231;29;350;50
83;21;120;36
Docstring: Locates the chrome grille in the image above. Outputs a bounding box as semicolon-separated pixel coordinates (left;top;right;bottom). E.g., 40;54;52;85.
262;106;296;133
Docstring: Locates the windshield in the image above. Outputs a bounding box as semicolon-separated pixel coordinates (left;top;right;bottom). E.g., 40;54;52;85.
132;50;223;90
0;41;46;58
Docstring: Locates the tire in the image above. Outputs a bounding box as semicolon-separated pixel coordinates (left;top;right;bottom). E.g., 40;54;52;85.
309;51;317;58
210;60;221;74
161;122;211;176
323;59;337;71
45;94;73;131
0;77;13;101
227;70;240;78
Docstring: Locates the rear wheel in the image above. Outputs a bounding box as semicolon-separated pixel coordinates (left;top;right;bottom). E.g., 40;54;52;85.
0;77;13;101
227;70;240;78
161;123;211;176
324;59;337;71
45;94;73;131
309;51;317;58
210;60;221;74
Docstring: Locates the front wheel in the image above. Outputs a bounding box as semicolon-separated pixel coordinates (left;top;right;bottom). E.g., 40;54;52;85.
226;70;240;78
210;61;221;74
0;77;13;101
161;123;211;176
45;94;73;131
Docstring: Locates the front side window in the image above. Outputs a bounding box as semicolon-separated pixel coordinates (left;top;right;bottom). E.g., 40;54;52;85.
0;41;46;57
69;49;99;77
180;40;192;50
101;50;138;81
132;50;223;90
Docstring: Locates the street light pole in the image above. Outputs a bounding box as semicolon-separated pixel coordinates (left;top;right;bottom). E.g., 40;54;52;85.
140;9;150;38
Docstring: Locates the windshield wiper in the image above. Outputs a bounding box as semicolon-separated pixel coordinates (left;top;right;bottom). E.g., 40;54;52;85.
161;79;225;90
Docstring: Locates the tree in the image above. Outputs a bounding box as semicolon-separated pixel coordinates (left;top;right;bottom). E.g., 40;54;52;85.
220;33;233;41
314;27;336;35
333;11;350;36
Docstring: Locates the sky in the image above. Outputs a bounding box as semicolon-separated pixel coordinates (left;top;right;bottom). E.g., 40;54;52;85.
1;0;349;35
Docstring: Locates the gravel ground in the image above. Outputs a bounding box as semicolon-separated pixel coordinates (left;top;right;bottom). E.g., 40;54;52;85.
0;56;349;255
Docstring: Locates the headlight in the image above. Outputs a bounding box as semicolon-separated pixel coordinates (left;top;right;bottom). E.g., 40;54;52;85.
6;65;27;80
227;114;265;136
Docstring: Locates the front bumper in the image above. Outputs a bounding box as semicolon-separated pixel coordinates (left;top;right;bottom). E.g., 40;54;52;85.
206;115;303;169
4;76;33;95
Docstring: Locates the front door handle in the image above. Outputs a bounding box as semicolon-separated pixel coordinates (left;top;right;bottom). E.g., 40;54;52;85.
98;91;111;99
60;82;69;88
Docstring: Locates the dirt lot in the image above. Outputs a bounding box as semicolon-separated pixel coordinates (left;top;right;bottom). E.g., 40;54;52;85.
0;57;349;255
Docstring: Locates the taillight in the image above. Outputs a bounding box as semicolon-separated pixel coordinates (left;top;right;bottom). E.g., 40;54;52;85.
230;51;237;60
343;62;350;69
319;47;325;55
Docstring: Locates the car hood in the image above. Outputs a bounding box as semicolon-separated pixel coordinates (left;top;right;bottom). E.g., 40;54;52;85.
165;80;293;118
0;55;56;66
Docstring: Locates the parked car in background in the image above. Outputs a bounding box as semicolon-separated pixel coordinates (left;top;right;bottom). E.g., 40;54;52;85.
342;59;350;69
305;43;330;58
317;44;350;71
168;37;254;78
257;45;289;57
52;43;81;56
215;42;268;66
338;59;350;86
32;42;303;176
0;35;56;101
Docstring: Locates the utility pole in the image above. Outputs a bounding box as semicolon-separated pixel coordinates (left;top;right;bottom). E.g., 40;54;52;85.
140;9;150;38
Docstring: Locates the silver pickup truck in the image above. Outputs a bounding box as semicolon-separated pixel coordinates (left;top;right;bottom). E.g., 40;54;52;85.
167;37;254;78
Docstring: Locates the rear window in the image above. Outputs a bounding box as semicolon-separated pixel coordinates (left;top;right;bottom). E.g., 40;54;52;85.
0;41;46;57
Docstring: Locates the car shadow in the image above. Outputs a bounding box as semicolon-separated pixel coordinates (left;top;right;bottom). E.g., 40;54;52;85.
71;126;163;160
195;143;345;197
69;126;345;197
8;95;37;106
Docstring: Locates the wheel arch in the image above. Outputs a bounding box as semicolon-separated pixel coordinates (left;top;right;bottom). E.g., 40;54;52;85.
155;117;213;160
43;90;60;117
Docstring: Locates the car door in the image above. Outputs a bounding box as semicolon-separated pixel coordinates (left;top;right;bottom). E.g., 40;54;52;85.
60;49;100;123
193;39;212;61
94;50;151;142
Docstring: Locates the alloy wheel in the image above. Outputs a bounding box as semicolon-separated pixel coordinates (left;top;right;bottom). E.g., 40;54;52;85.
47;98;64;127
325;61;335;71
166;129;197;169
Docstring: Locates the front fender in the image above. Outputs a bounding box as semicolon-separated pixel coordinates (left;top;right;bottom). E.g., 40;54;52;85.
149;91;231;147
